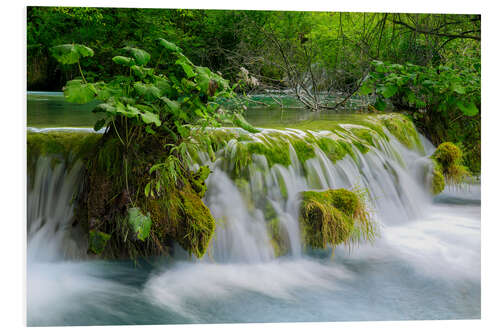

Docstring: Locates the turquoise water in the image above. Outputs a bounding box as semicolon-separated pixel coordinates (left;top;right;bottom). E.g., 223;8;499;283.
27;91;367;129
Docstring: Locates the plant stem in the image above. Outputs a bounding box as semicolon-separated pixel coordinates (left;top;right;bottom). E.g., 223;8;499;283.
112;120;125;146
77;60;87;84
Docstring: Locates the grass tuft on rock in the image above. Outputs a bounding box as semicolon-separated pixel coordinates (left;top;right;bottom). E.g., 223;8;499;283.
430;142;470;194
299;188;377;254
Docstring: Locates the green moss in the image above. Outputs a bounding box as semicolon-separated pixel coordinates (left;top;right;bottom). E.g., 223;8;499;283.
350;128;375;146
352;141;370;154
290;140;316;164
431;160;445;195
190;165;210;197
268;217;288;257
316;137;349;162
88;230;111;255
431;142;470;188
380;114;423;151
176;184;216;258
27;131;101;180
299;189;377;252
428;142;470;195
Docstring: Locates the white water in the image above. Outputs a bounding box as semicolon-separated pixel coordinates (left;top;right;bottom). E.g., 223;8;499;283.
26;124;480;325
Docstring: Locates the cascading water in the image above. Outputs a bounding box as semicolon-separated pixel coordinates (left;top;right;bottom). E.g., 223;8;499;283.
26;115;480;326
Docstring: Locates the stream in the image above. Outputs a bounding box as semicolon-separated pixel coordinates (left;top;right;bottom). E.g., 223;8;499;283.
26;92;480;326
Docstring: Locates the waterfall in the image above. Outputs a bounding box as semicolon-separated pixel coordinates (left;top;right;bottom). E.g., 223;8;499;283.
26;116;481;325
27;116;435;263
191;124;433;263
27;156;87;262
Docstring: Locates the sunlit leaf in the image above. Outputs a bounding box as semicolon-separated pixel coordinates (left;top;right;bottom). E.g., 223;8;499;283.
176;59;195;78
112;56;135;67
50;44;94;64
122;47;150;66
380;85;398;99
139;110;161;127
133;82;161;100
127;207;152;241
457;101;479;116
157;38;181;52
63;79;97;104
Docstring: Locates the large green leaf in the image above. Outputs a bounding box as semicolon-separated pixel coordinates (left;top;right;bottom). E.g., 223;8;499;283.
133;82;162;101
122;47;151;66
195;67;212;94
176;59;195;78
161;97;181;114
112;102;140;118
157;38;181;52
131;65;154;79
112;56;135;67
93;102;117;115
50;44;94;64
139;110;161;127
452;84;466;94
127;207;152;241
380;85;398;99
457;101;479;116
63;79;97;104
358;83;373;96
155;78;173;96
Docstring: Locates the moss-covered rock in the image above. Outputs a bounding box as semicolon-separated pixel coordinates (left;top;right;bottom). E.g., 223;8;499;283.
28;130;219;260
299;189;376;252
430;142;470;194
27;131;101;183
379;114;423;152
175;184;216;258
431;160;445;195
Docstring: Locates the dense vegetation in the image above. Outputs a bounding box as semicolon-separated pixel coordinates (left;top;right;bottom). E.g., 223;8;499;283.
27;9;480;259
27;7;481;173
47;38;249;259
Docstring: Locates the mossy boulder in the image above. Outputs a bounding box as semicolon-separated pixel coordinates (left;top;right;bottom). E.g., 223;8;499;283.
431;160;445;195
299;189;376;252
430;142;470;194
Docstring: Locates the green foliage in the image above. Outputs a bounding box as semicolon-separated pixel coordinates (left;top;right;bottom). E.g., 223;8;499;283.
359;59;480;172
88;230;111;254
127;207;152;241
48;39;252;260
360;60;480;117
51;40;242;147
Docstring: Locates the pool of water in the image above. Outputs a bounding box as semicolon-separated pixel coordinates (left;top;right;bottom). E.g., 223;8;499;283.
27;91;371;129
